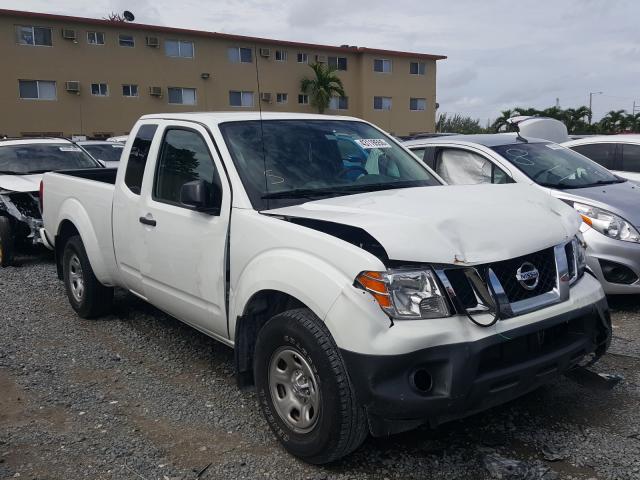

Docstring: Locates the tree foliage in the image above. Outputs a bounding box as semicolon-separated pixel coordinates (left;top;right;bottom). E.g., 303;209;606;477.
300;63;346;114
436;113;488;134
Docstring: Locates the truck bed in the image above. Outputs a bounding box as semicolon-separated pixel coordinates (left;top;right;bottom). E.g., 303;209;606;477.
56;167;118;184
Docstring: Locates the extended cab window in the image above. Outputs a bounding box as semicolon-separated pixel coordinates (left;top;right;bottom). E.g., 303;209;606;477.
436;148;509;184
153;128;222;209
124;124;158;194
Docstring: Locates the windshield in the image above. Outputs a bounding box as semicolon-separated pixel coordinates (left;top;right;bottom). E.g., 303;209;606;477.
220;120;440;209
491;142;623;189
82;143;124;162
0;143;99;174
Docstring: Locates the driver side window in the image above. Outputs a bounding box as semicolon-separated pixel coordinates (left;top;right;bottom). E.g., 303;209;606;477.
435;148;510;185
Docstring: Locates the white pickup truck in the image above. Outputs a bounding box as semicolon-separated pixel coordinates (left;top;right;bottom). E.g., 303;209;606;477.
41;112;611;463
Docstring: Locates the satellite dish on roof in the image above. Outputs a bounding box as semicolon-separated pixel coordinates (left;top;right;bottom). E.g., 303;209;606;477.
123;11;135;22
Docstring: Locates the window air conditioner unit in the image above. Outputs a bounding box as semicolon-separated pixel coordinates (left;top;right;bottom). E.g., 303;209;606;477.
148;86;163;97
62;28;77;40
259;48;271;57
315;54;327;63
145;36;160;47
261;92;272;103
65;81;80;93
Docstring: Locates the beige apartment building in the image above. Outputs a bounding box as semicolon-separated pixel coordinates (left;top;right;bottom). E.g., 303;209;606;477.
0;9;446;138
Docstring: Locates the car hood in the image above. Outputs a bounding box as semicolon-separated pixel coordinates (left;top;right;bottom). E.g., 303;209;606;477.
264;183;581;265
553;180;640;227
0;174;42;193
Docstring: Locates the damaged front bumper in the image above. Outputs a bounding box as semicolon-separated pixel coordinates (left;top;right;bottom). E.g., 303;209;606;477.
340;295;611;437
0;192;44;247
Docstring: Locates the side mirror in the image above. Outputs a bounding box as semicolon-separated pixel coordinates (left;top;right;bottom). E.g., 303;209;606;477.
180;179;221;214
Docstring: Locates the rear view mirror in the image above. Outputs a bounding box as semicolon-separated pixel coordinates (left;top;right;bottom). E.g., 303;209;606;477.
180;180;221;214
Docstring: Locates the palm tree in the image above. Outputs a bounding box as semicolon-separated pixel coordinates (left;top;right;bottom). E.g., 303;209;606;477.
300;63;346;114
599;110;627;133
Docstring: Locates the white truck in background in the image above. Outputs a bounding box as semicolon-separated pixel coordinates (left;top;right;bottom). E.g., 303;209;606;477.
41;112;611;463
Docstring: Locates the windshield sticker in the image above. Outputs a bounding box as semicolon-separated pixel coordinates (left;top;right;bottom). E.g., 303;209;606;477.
354;138;392;149
545;144;564;150
59;146;81;152
112;145;124;149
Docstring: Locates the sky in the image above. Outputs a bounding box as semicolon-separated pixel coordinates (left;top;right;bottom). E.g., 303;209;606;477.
2;0;638;124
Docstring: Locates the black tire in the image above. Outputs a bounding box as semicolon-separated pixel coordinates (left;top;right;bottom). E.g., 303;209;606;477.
254;308;367;464
0;216;14;267
62;235;113;318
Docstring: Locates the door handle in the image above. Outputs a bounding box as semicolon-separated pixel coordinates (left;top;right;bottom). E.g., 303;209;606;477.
139;216;157;227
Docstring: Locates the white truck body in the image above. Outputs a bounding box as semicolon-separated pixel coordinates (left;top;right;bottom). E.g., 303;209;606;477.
42;112;610;463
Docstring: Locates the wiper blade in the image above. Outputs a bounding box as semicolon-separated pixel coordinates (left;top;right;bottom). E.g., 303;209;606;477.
262;188;349;199
23;169;50;174
261;181;432;199
0;170;20;175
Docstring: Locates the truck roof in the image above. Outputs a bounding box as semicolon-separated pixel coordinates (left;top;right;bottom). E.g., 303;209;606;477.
139;111;362;125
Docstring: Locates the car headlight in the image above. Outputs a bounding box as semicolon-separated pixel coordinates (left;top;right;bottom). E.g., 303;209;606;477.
573;202;640;243
355;268;450;319
571;233;587;282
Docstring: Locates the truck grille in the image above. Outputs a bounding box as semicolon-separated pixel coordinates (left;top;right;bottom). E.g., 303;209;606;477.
490;247;557;303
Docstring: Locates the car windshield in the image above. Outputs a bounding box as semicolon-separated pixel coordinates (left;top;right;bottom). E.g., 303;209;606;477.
82;143;124;162
0;143;99;174
491;142;624;189
220;119;440;209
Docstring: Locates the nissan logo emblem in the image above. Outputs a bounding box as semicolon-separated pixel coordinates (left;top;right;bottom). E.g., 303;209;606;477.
516;262;540;291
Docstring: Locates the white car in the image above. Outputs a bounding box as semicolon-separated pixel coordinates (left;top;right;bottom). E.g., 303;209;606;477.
77;140;125;168
41;112;610;463
0;138;101;266
562;135;640;182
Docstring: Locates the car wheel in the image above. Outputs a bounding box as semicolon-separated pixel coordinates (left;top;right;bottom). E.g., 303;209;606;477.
0;217;14;267
63;235;113;318
254;308;367;464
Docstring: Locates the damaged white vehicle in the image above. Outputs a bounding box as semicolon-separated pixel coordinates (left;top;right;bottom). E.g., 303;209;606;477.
0;138;102;266
41;113;611;463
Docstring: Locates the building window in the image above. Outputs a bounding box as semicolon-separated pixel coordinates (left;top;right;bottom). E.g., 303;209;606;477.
410;62;426;75
165;40;194;58
329;96;349;110
276;93;288;104
119;34;135;47
18;80;56;100
328;56;347;71
87;31;105;45
122;84;139;97
229;91;254;107
16;25;52;46
373;96;392;111
274;49;288;61
297;52;308;63
91;83;109;96
168;87;197;105
373;59;392;73
409;98;427;111
298;94;309;105
228;47;253;63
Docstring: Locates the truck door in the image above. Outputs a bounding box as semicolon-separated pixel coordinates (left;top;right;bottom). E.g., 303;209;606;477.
112;122;160;298
139;122;231;339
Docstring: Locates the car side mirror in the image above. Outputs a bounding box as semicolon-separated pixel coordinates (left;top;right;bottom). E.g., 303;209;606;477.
180;179;221;214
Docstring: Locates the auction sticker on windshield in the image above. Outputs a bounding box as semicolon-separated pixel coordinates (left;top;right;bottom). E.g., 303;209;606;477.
59;146;82;152
354;138;392;149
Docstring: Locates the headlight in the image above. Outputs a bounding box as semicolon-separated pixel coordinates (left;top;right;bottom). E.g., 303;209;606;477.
355;268;450;319
571;233;587;282
573;202;640;243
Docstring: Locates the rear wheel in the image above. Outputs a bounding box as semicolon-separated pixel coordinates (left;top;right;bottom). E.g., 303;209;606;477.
0;217;14;267
254;308;367;464
63;235;113;318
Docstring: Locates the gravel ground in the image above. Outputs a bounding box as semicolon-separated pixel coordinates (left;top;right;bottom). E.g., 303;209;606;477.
1;252;640;480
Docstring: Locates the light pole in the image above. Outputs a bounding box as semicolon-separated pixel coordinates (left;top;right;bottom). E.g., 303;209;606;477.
589;91;603;124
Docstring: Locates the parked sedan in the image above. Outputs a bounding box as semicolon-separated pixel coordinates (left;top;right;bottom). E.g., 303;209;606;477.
404;134;640;294
77;140;125;168
0;138;102;266
562;135;640;182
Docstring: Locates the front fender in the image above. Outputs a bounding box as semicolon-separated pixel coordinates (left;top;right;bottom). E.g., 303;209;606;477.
230;248;351;341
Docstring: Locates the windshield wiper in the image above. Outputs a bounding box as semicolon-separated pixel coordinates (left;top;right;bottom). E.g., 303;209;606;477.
261;181;432;200
23;169;51;174
262;188;350;199
0;170;21;175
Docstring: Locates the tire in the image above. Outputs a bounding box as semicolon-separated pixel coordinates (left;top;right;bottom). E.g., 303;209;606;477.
254;308;368;464
0;216;14;267
62;235;113;318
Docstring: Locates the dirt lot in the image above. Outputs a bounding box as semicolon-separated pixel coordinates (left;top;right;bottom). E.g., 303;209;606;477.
1;253;640;479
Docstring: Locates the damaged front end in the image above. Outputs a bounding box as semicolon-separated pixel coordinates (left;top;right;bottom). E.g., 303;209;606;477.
0;190;44;248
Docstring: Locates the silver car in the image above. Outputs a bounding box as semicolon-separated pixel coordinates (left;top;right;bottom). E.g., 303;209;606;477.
405;134;640;294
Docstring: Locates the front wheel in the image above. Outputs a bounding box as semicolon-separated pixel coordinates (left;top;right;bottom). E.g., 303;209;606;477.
0;217;14;267
254;308;367;464
62;235;113;318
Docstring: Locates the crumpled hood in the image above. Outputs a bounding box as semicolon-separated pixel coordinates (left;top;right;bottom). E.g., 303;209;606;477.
265;184;581;265
0;174;42;193
553;180;640;227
